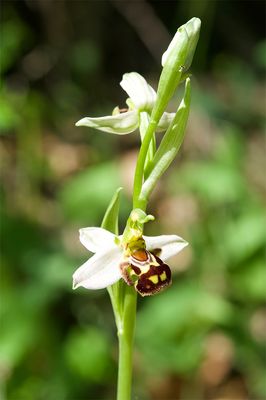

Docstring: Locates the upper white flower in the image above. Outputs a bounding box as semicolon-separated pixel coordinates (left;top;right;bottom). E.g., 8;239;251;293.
72;227;188;293
75;72;175;135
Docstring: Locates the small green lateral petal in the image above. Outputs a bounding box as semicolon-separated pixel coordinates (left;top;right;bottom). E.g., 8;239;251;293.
76;110;139;134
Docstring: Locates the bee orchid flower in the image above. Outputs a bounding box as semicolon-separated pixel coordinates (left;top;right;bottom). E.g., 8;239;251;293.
75;72;175;135
73;227;188;296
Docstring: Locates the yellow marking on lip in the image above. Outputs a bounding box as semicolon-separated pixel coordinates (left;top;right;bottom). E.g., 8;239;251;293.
160;271;167;281
148;275;159;284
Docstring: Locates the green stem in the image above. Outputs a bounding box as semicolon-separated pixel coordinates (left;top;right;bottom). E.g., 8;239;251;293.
133;119;157;209
139;111;156;177
117;286;137;400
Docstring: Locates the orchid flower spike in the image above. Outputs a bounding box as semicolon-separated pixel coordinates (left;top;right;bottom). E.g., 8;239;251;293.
75;72;175;135
73;227;188;297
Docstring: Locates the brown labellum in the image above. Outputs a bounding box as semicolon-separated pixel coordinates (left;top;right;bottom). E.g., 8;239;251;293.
135;254;172;296
120;249;172;297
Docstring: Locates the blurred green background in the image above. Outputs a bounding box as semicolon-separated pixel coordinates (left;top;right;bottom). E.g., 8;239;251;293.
1;1;265;399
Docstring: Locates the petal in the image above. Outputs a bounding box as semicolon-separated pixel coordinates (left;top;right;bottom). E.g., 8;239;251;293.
79;227;117;253
76;110;138;134
157;112;175;132
72;247;122;290
144;234;188;261
120;72;156;111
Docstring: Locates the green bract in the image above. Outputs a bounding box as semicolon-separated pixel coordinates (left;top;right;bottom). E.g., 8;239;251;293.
140;78;191;202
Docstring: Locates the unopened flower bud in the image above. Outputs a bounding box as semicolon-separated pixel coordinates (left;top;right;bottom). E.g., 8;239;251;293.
162;17;201;71
150;18;201;128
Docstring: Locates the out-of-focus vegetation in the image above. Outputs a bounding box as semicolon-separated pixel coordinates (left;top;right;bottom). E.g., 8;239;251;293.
0;1;265;399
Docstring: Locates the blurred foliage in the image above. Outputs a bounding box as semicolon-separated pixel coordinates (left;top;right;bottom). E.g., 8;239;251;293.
0;1;265;399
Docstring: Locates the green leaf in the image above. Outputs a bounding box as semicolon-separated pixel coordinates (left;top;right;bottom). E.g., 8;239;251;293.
139;78;191;202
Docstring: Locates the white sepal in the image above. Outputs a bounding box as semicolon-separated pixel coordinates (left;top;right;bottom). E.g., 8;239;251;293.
120;72;156;111
79;227;117;253
144;234;188;261
75;110;138;134
72;247;122;290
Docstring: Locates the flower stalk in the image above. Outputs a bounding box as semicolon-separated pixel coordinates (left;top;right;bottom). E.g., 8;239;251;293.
117;286;137;400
